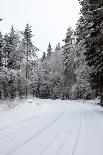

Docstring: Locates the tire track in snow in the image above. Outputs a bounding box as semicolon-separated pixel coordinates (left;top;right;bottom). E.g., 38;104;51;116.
0;105;63;143
0;104;59;139
5;105;65;155
0;106;46;131
40;114;77;155
0;111;48;139
8;107;75;155
54;113;81;155
54;113;79;155
71;116;82;155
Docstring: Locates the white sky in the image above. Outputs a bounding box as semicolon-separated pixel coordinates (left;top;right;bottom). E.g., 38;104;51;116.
0;0;81;57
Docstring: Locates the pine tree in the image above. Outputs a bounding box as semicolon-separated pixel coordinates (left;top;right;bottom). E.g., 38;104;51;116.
21;24;38;98
47;42;52;57
77;0;103;105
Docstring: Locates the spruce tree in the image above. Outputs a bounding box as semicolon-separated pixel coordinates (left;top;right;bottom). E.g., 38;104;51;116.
3;26;20;69
47;42;52;57
77;0;103;105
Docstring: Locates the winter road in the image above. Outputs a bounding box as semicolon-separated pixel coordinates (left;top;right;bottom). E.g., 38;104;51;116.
0;99;103;155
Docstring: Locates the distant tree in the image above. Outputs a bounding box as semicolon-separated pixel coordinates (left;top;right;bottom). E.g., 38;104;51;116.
55;43;61;51
34;42;63;99
49;44;63;99
47;42;52;57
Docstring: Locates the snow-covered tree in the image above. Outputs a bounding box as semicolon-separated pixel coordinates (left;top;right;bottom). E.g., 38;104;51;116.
21;24;38;98
62;27;76;99
33;43;63;99
0;27;21;99
3;26;20;69
73;40;94;99
48;43;63;99
77;0;103;105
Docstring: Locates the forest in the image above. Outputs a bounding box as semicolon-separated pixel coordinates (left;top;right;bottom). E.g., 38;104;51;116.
0;0;103;106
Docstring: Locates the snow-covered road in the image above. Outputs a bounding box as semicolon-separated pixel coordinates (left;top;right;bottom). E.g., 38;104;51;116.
0;99;103;155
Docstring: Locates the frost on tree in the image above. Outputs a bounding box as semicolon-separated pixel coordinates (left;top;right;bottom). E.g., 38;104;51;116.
77;0;103;105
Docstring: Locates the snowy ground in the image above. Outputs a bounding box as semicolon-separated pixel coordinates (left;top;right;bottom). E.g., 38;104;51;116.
0;98;103;155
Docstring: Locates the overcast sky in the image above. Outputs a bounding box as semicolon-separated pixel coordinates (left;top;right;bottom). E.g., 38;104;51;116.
0;0;81;57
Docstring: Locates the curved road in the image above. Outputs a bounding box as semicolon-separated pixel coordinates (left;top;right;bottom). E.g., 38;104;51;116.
0;100;103;155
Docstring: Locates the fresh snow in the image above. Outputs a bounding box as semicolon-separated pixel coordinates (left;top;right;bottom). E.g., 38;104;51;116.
0;98;103;155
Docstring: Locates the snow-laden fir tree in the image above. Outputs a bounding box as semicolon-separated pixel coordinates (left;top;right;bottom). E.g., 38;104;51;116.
74;40;95;99
77;0;103;105
62;26;76;99
4;26;20;69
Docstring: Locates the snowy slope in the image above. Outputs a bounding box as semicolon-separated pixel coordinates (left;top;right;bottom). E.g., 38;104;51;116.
0;98;103;155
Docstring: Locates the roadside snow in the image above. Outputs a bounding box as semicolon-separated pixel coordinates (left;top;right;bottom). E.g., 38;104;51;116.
0;98;47;129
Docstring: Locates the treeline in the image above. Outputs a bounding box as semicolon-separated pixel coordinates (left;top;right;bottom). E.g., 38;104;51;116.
0;24;93;100
0;24;97;101
0;0;103;104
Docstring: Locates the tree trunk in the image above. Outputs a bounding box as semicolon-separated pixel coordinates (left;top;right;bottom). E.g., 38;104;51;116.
26;41;29;99
26;65;28;99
